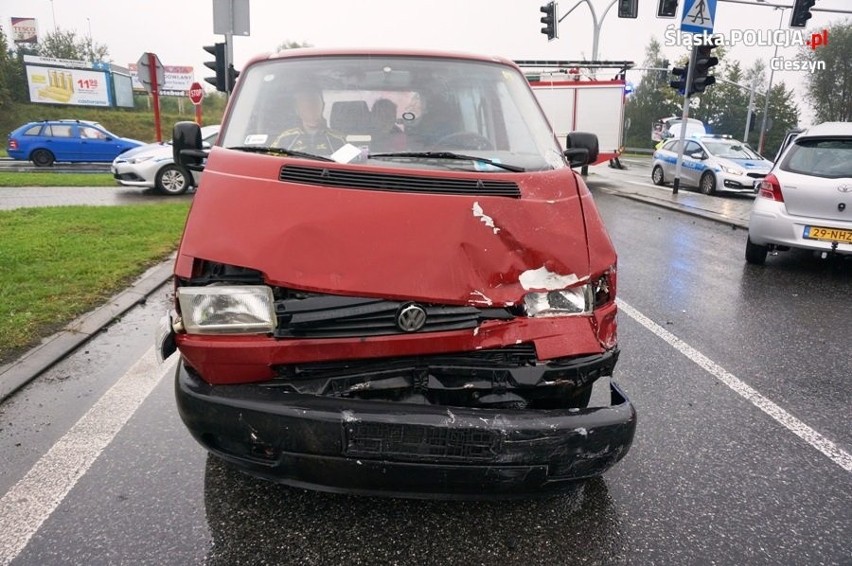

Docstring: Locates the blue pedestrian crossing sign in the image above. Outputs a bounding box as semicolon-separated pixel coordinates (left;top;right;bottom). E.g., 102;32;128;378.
681;0;716;35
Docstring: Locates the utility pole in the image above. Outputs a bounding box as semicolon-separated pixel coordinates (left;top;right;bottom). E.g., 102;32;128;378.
758;7;785;155
672;48;698;196
556;0;620;62
744;78;756;143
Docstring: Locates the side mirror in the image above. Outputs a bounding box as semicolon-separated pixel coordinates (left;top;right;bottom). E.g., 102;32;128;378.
565;132;599;164
104;136;113;141
563;148;590;168
173;121;207;172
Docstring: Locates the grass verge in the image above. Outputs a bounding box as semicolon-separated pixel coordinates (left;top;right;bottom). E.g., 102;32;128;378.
0;172;116;187
0;203;189;364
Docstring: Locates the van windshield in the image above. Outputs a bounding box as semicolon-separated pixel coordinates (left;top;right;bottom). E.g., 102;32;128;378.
220;55;565;172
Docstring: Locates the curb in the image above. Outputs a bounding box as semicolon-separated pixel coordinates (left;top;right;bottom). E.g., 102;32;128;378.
592;184;749;230
0;257;175;403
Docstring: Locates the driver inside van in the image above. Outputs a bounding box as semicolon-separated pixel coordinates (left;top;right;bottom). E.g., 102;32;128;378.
273;85;346;156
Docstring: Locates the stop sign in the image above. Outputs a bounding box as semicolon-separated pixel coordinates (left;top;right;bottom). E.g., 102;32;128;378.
188;82;204;105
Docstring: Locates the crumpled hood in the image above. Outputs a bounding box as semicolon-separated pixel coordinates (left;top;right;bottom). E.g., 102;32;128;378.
176;150;595;306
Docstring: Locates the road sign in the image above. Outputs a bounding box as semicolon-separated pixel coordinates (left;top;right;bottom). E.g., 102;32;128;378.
213;0;250;36
136;52;165;94
188;82;204;105
680;0;716;35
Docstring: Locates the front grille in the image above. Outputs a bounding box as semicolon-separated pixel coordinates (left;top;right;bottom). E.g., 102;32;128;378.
275;344;538;380
747;172;767;179
343;422;502;462
274;295;514;338
279;165;521;197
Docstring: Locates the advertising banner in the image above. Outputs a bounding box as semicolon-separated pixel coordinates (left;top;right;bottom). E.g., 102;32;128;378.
127;64;194;95
11;17;38;43
26;65;111;106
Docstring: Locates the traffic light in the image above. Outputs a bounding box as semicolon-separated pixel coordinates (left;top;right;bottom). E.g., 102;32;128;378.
203;43;226;92
790;0;816;28
540;2;558;41
618;0;638;18
228;65;240;92
690;40;719;95
670;66;688;95
657;0;678;18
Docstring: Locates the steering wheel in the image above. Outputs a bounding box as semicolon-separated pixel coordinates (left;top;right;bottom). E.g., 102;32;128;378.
433;131;494;151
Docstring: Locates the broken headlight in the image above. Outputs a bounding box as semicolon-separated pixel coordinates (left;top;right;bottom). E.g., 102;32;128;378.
177;286;277;334
522;272;614;317
523;285;592;317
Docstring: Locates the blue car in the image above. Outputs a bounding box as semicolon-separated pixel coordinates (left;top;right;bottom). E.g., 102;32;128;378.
6;120;144;167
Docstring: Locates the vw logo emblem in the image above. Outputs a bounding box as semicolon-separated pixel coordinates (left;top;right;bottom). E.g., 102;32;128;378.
838;185;852;193
396;304;427;332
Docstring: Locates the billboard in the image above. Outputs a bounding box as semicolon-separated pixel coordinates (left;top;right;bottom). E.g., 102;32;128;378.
127;64;194;96
113;73;134;108
26;65;111;106
11;17;38;44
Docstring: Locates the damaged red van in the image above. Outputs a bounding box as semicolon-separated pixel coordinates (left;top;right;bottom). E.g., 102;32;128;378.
160;48;635;497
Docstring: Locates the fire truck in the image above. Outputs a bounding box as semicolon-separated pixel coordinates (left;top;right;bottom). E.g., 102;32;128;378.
517;60;633;166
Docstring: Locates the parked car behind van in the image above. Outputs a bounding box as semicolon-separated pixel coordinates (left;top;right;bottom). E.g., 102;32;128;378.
159;48;636;498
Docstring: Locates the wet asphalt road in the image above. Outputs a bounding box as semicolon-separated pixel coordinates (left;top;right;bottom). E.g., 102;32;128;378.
0;186;193;210
1;187;850;565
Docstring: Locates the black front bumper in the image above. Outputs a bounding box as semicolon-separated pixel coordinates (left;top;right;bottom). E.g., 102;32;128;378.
176;362;636;498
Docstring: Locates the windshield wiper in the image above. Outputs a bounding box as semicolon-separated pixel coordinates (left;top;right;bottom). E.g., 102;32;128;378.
369;151;525;172
227;146;335;162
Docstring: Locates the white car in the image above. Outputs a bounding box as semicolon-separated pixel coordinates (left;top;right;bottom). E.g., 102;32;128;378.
651;135;773;195
746;122;852;264
112;125;219;195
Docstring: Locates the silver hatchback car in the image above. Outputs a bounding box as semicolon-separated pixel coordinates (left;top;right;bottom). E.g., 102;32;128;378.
746;122;852;264
112;125;220;195
651;135;773;195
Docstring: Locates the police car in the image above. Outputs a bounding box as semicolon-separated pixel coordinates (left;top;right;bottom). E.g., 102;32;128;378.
651;135;773;195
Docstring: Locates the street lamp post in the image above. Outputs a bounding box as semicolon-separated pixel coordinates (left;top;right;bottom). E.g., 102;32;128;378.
558;0;620;62
757;7;786;155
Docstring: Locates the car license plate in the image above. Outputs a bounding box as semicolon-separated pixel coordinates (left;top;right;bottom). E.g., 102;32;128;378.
803;226;852;244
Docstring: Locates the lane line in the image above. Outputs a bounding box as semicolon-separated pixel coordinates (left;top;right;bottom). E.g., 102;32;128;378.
618;298;852;473
0;348;176;565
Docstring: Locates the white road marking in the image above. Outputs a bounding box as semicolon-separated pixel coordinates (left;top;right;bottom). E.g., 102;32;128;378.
618;298;852;473
0;348;176;566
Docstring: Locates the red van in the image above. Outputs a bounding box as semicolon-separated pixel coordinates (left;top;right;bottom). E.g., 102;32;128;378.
160;48;635;497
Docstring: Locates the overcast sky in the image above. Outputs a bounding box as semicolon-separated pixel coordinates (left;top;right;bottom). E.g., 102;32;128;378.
3;0;850;127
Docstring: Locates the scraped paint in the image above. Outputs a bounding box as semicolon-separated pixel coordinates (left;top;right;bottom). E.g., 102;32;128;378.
472;201;500;234
519;266;579;291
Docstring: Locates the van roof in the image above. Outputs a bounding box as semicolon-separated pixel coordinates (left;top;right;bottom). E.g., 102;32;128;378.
259;48;516;69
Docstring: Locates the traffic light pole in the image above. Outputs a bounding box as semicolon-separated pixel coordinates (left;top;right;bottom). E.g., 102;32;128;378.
225;32;234;97
672;47;697;196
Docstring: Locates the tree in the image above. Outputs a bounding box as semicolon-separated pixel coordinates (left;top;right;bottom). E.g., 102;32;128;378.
758;81;800;158
0;28;12;109
36;28;109;62
623;38;682;148
797;20;852;122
